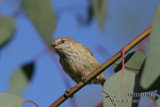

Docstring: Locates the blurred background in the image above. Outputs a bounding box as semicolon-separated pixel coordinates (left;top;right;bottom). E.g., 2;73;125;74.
0;0;159;107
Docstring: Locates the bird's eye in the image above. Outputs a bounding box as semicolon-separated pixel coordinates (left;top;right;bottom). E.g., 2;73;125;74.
61;40;65;43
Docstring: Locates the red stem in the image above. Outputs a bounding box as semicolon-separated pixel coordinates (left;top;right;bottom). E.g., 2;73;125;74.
120;49;126;107
113;63;140;71
25;100;39;107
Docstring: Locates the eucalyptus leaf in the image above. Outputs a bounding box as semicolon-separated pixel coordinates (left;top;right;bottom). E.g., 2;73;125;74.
0;93;24;107
92;0;107;30
155;96;160;107
9;62;34;95
140;3;160;90
113;51;146;74
103;51;146;107
103;69;140;107
0;17;14;47
23;0;56;50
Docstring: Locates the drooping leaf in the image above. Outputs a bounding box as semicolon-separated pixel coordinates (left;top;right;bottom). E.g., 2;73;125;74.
0;17;14;47
0;93;24;107
9;62;34;95
140;3;160;90
156;97;160;107
91;0;107;30
23;0;56;50
103;51;145;107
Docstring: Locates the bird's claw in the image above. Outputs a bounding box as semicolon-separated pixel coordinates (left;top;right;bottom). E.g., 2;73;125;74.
82;76;92;84
81;76;86;82
64;88;73;98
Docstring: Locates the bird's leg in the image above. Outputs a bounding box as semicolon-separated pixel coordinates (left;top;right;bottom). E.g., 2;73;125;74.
81;76;86;82
90;76;99;84
96;76;99;80
64;88;73;98
81;76;92;84
88;81;92;85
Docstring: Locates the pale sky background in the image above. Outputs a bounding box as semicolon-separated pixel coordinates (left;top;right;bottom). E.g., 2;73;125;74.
0;0;159;107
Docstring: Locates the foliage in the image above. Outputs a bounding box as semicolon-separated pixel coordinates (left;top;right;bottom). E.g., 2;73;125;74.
140;3;160;90
23;0;56;50
103;51;145;107
0;0;160;107
9;62;34;95
0;17;14;48
0;93;24;107
102;3;160;107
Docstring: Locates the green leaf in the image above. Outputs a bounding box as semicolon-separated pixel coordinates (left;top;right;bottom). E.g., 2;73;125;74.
103;69;141;107
23;0;56;50
0;93;24;107
9;62;34;95
157;97;160;107
113;51;146;74
103;51;145;107
92;0;107;30
140;3;160;90
0;17;14;47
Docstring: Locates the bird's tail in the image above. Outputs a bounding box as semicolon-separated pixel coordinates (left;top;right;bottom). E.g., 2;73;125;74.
92;74;106;86
100;78;106;86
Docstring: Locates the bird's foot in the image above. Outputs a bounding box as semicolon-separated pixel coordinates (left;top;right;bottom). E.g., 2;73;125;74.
64;88;73;98
81;76;92;84
81;76;86;82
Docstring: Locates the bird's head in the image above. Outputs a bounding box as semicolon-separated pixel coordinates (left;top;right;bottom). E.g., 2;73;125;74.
51;37;76;55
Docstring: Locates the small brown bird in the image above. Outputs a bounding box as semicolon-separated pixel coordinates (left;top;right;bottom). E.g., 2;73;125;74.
51;37;106;86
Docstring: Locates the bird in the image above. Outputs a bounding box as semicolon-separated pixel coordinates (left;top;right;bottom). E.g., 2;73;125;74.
51;37;106;86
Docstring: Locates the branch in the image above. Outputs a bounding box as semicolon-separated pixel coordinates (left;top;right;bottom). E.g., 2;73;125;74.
50;26;151;107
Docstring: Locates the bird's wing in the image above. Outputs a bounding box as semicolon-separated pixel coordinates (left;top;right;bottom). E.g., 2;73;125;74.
81;45;93;56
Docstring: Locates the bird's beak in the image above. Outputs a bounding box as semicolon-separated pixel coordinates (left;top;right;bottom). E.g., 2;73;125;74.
51;43;56;48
